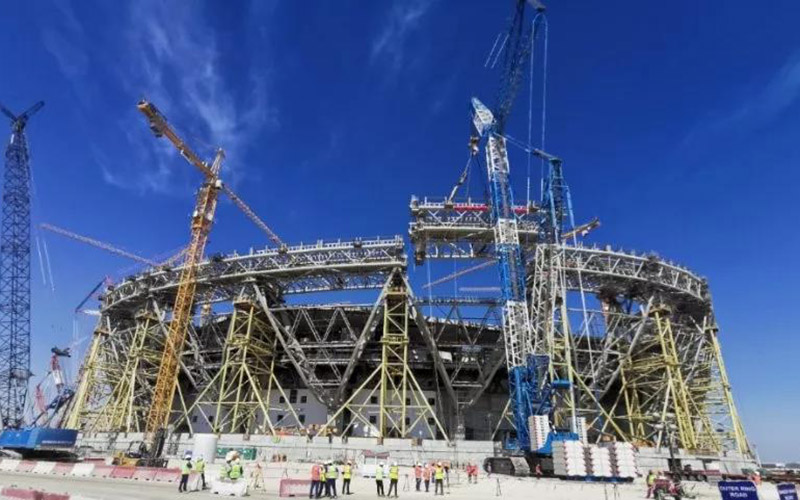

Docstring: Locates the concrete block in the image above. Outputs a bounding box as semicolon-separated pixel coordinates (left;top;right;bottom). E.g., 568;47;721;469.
31;462;56;474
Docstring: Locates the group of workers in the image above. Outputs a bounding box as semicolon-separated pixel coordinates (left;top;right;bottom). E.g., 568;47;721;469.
376;462;447;497
310;460;354;498
178;454;207;493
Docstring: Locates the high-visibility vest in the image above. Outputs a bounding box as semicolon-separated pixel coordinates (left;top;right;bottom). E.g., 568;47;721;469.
328;466;339;479
320;469;327;481
423;466;431;480
229;463;242;480
219;463;230;479
311;465;321;481
389;466;399;480
414;466;422;479
434;466;444;480
376;467;384;480
195;459;205;473
343;465;351;479
181;461;192;475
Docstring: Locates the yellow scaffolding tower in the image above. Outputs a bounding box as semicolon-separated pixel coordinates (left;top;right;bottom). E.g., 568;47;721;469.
174;299;302;435
621;305;698;450
92;309;163;433
318;269;448;441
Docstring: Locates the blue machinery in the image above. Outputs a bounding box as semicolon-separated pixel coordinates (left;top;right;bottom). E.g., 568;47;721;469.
471;0;578;456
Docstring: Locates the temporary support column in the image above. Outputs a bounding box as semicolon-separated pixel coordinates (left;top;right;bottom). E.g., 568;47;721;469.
98;309;163;432
318;269;448;441
175;298;302;435
706;319;751;456
620;305;697;450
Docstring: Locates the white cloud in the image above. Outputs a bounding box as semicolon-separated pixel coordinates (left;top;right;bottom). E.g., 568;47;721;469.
104;0;278;194
371;0;433;71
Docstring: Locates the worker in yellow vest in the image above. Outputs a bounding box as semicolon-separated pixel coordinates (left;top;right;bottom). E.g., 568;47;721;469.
376;462;385;497
327;461;339;499
229;458;243;482
195;455;206;490
320;464;328;498
387;462;399;498
434;462;444;496
179;455;192;493
342;461;353;495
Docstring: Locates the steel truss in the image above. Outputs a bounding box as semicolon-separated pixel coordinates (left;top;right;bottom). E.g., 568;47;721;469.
410;202;751;457
318;269;448;441
66;221;750;458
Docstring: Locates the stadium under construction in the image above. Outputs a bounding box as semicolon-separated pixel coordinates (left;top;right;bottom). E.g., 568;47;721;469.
60;192;754;469
4;0;755;476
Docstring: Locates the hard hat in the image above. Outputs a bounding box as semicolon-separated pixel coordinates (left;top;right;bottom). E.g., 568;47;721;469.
437;461;442;466
393;462;398;466
379;462;384;466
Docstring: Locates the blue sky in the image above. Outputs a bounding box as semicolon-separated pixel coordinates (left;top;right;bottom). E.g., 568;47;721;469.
1;0;799;460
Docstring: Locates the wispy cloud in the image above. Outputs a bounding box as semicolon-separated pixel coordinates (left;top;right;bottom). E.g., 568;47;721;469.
684;51;800;145
104;0;278;194
371;0;434;71
40;0;91;103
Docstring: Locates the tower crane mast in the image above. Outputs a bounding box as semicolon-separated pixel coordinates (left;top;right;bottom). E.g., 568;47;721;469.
137;100;224;455
0;101;43;428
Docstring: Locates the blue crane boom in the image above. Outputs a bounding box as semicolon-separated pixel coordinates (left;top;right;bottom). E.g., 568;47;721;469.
471;0;578;455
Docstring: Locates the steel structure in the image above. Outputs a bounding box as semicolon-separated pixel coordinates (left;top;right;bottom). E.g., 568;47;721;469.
0;101;43;428
61;1;751;464
64;219;750;457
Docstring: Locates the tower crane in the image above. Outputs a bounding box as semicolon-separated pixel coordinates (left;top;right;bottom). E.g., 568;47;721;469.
0;101;43;428
136;99;284;459
136;100;224;458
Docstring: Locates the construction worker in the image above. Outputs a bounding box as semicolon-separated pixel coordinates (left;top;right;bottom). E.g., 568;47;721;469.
229;458;243;482
327;461;339;499
422;463;431;493
646;470;657;498
178;454;192;493
434;462;444;496
311;462;322;499
376;462;385;497
219;459;232;483
342;461;353;495
195;454;206;489
319;463;328;498
387;462;399;498
414;463;422;491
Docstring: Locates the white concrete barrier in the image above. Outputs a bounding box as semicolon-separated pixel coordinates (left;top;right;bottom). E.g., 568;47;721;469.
0;459;19;472
71;463;95;477
32;461;56;474
211;479;248;497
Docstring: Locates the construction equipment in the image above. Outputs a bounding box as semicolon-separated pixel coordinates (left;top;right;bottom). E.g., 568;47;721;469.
136;100;224;461
0;101;43;429
39;223;157;266
470;0;582;475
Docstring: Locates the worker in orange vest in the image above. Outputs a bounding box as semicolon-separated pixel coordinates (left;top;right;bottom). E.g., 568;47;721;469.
422;463;431;493
414;463;422;491
310;462;322;498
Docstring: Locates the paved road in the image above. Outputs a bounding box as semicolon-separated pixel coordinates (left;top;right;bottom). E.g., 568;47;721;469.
0;471;264;499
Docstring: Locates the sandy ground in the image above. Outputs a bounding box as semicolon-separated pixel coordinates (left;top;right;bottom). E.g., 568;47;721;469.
0;464;788;500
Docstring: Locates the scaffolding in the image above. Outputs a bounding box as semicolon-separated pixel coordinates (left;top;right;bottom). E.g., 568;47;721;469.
317;269;448;441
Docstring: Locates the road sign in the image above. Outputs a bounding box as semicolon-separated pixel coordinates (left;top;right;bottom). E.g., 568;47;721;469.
718;481;759;500
778;483;798;500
